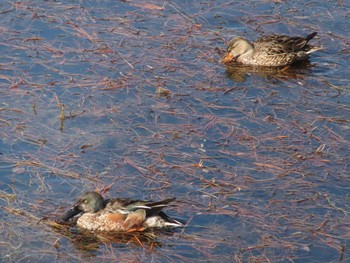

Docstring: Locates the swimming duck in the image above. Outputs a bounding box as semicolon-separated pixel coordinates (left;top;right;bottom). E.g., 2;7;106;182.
223;32;321;67
61;191;183;232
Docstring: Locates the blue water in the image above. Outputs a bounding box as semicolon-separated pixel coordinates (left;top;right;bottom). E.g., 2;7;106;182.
0;0;349;262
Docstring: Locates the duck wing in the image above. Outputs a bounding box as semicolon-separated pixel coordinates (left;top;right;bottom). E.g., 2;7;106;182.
254;32;317;54
108;197;176;217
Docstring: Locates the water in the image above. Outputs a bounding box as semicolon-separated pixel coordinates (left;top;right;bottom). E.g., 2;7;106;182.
0;0;349;262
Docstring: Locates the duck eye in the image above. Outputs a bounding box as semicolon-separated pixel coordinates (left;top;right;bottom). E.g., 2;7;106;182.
83;199;88;204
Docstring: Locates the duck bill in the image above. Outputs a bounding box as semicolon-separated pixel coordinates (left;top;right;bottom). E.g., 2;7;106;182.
61;204;82;222
223;53;234;63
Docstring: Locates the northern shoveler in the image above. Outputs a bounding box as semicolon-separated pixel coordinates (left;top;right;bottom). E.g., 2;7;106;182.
223;32;321;67
61;191;183;232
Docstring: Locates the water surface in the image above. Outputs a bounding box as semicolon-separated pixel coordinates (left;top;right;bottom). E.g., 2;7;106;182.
0;0;349;262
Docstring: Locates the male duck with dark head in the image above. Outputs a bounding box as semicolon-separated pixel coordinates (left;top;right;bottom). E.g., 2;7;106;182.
61;191;183;232
223;32;321;67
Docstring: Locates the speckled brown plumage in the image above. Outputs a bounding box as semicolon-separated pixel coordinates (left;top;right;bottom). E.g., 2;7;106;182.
223;32;321;67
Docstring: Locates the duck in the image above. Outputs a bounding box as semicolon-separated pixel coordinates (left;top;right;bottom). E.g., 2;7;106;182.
61;191;183;232
223;32;321;67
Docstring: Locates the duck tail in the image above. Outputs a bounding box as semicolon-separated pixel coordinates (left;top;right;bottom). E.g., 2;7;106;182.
158;211;184;227
306;46;322;54
306;32;317;42
304;32;321;54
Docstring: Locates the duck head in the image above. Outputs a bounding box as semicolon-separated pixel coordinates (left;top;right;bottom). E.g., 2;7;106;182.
223;37;254;63
61;191;105;222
